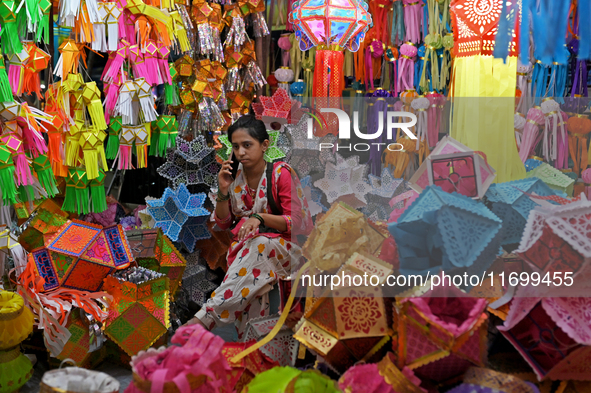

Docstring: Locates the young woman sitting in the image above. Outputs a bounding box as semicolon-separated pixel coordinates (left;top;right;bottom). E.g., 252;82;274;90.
187;115;312;339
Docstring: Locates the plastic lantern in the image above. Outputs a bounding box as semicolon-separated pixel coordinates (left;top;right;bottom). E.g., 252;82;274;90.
290;0;372;98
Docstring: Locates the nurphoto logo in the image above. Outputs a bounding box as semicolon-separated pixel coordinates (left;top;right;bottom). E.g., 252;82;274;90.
307;108;418;152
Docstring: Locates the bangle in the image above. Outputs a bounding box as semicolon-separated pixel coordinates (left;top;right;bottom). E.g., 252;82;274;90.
251;213;264;225
217;189;230;202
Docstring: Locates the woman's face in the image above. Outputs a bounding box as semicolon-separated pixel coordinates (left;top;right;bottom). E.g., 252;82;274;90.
231;128;269;168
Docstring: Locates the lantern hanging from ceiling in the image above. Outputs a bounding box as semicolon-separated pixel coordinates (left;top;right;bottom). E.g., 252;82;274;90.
290;0;372;99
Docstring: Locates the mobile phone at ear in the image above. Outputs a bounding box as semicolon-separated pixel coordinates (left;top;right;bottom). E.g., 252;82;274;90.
230;152;239;179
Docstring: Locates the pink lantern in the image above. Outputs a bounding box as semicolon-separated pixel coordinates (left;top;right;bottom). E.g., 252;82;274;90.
410;136;496;199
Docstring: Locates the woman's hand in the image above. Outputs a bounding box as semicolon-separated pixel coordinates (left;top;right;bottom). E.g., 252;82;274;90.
218;159;234;194
238;217;261;241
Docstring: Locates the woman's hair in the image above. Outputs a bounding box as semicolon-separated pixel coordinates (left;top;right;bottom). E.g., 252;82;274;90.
227;115;269;144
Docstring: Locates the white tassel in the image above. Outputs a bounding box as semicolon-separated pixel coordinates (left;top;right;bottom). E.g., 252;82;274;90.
135;78;157;123
116;81;139;125
59;0;81;27
411;97;430;150
92;3;108;52
104;3;122;52
85;0;101;23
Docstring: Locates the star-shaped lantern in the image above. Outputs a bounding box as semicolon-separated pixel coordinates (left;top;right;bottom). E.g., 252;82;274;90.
146;184;210;242
314;154;370;203
287;114;337;178
218;130;287;163
300;176;328;217
251;89;305;131
157;135;221;190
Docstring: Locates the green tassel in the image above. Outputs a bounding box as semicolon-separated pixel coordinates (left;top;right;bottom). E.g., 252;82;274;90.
164;83;180;106
106;116;122;159
32;155;58;198
62;168;90;214
0;159;17;206
156;115;178;156
0;56;12;102
89;169;107;213
149;119;161;156
1;23;23;55
17;185;34;203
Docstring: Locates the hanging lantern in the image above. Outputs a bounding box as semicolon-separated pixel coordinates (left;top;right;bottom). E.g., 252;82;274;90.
290;0;372;99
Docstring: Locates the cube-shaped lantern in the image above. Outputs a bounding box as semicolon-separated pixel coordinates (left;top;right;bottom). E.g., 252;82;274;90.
395;284;488;383
294;254;393;374
30;220;134;292
103;268;171;356
410;136;496;199
389;186;503;279
499;297;591;380
126;228;187;296
526;162;575;197
54;309;106;369
222;341;278;392
485;178;561;246
515;197;591;287
19;199;70;252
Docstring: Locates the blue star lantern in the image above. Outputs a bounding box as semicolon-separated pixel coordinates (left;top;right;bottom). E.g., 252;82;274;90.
146;184;210;243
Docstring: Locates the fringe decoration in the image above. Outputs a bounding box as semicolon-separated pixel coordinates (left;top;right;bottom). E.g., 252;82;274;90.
244;61;266;90
83;82;108;130
0;154;17;206
104;82;121;124
0;53;13;102
54;39;82;80
32;155;58;197
62;168;90;214
105;3;122;51
252;12;269;37
103;41;128;83
89;169;108;213
224;16;247;51
157;45;172;84
135;78;157;123
8;50;29;96
116;81;139;125
143;40;162;85
91;3;108;52
164;83;180;106
129;45;148;80
106;116;123;159
171;11;191;52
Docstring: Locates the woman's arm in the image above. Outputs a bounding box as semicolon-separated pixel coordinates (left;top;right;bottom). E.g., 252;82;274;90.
214;198;234;230
257;165;294;233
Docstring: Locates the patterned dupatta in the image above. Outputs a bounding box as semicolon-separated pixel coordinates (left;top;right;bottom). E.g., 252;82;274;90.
229;161;313;242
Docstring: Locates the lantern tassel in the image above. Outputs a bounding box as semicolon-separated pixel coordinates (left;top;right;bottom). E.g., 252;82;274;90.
0;158;18;205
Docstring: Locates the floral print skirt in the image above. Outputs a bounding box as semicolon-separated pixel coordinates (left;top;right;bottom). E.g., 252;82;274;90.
195;234;300;339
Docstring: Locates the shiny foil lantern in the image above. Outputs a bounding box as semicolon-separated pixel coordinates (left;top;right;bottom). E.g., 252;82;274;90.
294;253;393;374
290;0;371;98
29;220;134;292
410;136;496;199
395;284;488;384
126;228;187;297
